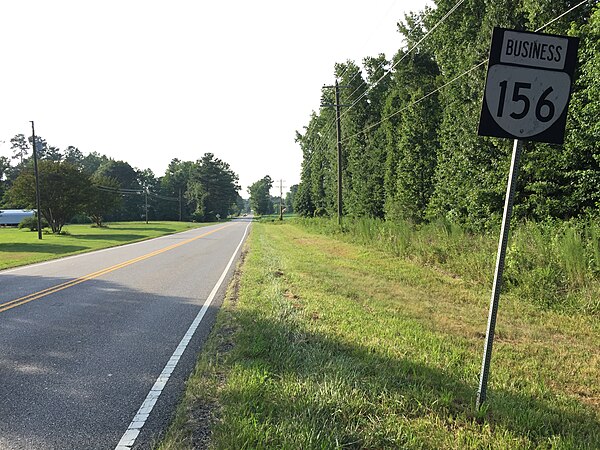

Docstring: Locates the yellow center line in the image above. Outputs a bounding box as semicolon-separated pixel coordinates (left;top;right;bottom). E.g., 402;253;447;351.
0;224;232;314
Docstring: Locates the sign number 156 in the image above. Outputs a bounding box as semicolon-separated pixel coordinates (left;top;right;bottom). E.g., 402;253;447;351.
496;80;555;122
484;65;571;138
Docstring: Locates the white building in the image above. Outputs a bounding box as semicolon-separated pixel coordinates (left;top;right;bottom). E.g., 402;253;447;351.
0;209;35;226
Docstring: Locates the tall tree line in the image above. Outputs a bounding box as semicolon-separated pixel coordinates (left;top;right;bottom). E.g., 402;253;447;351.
1;135;242;229
295;1;599;229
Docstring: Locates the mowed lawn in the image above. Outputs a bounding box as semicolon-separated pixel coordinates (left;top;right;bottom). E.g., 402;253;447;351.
160;222;600;449
0;221;207;270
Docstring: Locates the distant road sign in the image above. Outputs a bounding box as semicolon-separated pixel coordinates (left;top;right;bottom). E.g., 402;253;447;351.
478;28;579;144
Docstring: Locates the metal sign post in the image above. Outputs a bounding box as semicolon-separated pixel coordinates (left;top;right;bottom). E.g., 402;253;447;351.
476;27;579;409
476;138;522;409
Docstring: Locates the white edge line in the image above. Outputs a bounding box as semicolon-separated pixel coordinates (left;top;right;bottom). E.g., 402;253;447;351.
0;222;227;275
114;221;251;450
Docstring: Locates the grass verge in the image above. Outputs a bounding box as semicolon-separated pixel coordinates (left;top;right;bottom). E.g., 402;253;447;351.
158;222;600;449
293;217;600;314
0;221;208;270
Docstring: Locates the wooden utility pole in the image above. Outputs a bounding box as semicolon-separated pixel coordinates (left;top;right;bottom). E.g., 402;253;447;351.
144;188;149;224
278;179;285;221
30;121;42;240
322;82;350;226
179;187;182;222
334;81;343;225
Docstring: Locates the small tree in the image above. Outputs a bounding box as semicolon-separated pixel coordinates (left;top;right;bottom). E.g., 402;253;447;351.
187;153;240;221
10;134;29;165
85;175;122;226
6;160;90;233
248;176;274;215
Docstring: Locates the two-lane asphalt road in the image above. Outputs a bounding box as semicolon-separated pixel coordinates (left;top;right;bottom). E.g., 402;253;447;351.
0;219;251;449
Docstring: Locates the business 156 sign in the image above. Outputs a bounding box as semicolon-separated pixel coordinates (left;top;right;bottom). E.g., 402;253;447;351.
478;28;579;144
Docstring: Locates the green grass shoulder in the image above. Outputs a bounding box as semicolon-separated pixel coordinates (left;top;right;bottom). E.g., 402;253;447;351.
159;222;600;449
0;221;208;270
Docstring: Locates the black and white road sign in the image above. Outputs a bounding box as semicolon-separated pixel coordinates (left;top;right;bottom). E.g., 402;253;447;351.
478;28;579;144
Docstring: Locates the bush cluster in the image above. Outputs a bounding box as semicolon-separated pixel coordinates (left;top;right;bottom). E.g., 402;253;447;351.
294;217;600;314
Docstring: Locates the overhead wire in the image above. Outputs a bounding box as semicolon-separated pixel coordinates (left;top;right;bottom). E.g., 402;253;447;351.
313;0;463;162
339;0;467;121
342;6;436;105
317;0;414;153
534;0;589;32
148;192;179;202
95;184;180;202
334;0;401;84
341;0;591;143
96;185;143;194
342;61;486;142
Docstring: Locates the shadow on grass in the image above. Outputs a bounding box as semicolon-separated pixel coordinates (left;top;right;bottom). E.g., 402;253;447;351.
223;309;600;448
0;243;88;254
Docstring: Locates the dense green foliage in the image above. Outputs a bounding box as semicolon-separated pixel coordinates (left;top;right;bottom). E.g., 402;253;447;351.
293;216;600;314
248;176;274;215
7;160;93;233
158;222;600;449
296;1;599;228
1;134;243;227
186;153;240;222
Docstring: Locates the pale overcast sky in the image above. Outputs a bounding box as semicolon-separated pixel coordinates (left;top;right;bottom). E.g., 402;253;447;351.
0;0;431;196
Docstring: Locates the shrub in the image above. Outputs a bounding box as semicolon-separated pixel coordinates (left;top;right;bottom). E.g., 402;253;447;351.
18;215;49;231
293;216;600;314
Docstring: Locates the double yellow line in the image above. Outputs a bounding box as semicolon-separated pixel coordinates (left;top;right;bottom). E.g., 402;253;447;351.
0;224;231;314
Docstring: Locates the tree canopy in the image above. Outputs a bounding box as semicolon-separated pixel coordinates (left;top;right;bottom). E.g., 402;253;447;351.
1;134;243;228
248;176;274;216
295;1;599;228
187;153;240;222
6;160;90;233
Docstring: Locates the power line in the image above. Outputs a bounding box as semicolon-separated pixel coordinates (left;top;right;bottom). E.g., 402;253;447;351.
148;192;179;202
95;185;179;202
535;0;589;32
341;6;436;108
312;0;466;164
339;0;468;122
316;0;423;154
96;185;143;195
343;60;486;142
334;0;402;83
341;0;591;143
